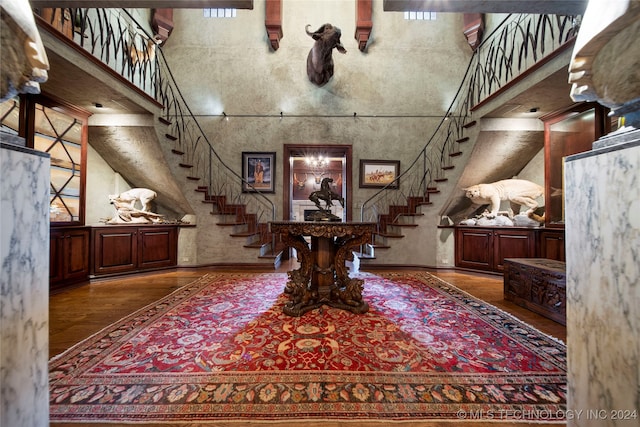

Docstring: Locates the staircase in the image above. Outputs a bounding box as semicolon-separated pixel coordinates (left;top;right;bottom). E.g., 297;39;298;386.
359;14;580;265
156;110;283;267
359;119;478;263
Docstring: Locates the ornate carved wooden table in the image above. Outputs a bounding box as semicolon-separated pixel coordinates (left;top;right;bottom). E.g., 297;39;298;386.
269;221;376;317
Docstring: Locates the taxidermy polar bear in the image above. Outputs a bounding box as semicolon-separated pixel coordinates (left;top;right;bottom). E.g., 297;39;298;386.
109;188;157;212
464;179;543;218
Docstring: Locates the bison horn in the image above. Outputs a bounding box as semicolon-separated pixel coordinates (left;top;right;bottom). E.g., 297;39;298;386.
305;24;314;37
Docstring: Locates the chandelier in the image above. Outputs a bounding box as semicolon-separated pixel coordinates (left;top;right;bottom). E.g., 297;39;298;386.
305;155;330;170
304;155;329;184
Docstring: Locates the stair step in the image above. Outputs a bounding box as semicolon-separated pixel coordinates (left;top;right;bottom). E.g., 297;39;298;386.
179;163;193;168
449;151;463;157
370;244;390;249
463;120;476;128
376;232;404;238
409;195;431;201
457;136;470;143
158;117;171;125
171;149;184;155
390;223;418;227
245;241;268;248
231;231;259;237
355;252;376;259
259;250;284;261
216;222;247;226
166;133;177;141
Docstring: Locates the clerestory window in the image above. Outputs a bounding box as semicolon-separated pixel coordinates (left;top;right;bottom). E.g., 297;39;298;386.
203;8;237;18
404;11;437;21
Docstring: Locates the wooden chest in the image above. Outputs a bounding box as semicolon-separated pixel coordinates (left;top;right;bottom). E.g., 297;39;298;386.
503;258;567;325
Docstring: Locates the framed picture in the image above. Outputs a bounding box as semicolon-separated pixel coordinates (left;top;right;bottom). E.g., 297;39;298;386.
359;159;400;189
242;152;276;193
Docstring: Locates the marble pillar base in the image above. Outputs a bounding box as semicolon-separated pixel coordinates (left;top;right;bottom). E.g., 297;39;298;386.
1;138;51;427
564;128;639;427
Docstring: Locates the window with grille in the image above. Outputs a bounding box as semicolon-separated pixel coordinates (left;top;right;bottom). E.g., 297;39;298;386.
203;8;236;18
404;11;437;21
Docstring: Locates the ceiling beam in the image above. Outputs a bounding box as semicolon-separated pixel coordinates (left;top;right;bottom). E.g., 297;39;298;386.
383;0;588;15
29;1;253;9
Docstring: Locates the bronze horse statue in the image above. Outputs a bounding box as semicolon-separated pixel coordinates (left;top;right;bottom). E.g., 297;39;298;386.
309;177;344;211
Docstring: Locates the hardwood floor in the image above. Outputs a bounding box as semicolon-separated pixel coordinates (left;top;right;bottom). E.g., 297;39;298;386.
49;263;567;427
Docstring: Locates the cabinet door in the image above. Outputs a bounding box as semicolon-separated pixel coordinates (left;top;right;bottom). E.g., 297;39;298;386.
92;228;138;275
50;227;90;289
455;228;493;270
539;230;565;261
493;230;535;271
49;230;65;284
138;227;177;269
63;228;90;281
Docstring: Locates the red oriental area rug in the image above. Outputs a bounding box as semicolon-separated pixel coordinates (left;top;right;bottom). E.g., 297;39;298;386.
49;272;567;423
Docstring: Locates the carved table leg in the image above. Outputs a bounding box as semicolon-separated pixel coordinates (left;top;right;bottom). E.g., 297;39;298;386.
279;232;323;317
328;231;371;314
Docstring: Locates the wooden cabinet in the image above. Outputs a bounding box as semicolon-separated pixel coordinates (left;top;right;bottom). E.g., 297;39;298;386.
455;226;563;273
542;103;609;227
29;97;89;225
91;226;177;276
539;229;565;261
50;226;90;289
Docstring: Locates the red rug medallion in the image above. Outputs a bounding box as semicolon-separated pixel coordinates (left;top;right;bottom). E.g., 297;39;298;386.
49;272;566;423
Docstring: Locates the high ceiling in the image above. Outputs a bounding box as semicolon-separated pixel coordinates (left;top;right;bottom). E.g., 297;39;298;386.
382;0;588;14
30;0;588;15
30;1;255;9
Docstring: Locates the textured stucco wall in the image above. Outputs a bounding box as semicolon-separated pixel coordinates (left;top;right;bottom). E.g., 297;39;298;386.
85;144;130;224
161;0;473;265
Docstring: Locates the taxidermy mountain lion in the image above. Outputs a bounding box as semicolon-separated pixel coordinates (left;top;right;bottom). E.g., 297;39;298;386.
464;179;544;218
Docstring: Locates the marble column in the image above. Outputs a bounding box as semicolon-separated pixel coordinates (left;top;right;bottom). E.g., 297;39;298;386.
564;129;640;426
1;136;50;427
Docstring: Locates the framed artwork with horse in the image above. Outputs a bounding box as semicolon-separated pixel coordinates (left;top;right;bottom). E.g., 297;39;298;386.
359;159;400;189
242;152;276;193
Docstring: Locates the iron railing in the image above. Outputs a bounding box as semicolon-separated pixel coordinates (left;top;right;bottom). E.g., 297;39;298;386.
360;13;580;228
37;7;276;231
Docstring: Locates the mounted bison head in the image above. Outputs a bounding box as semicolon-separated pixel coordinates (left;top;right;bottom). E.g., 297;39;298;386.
305;24;346;87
